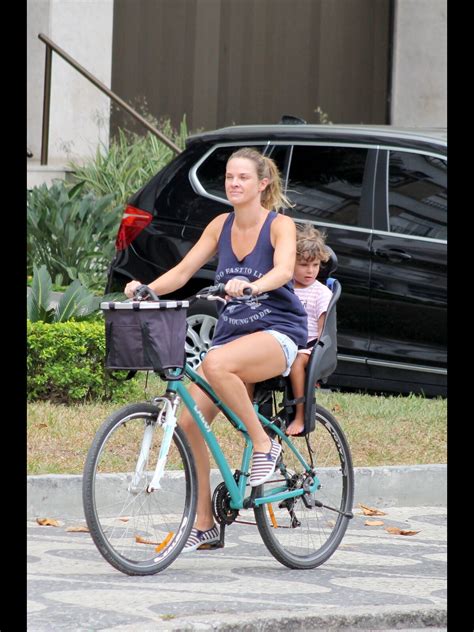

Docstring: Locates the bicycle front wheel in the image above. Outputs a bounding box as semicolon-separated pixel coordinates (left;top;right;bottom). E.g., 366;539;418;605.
254;404;354;569
83;402;197;575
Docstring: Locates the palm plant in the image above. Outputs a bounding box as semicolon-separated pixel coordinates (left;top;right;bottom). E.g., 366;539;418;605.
27;265;124;323
67;115;189;207
27;181;122;291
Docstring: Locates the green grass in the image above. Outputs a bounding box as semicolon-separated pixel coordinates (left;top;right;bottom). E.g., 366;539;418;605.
27;380;446;475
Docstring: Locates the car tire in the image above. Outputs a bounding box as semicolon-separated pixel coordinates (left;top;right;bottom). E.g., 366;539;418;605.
185;298;218;370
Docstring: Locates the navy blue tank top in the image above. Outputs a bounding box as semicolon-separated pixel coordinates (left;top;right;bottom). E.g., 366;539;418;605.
211;211;308;348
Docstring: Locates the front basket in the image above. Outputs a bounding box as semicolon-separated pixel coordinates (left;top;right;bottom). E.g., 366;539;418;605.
101;300;189;380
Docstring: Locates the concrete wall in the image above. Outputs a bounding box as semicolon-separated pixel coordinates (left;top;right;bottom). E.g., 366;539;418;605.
27;0;114;164
391;0;447;127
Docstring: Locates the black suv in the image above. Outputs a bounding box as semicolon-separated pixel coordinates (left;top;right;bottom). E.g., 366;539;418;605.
106;122;447;397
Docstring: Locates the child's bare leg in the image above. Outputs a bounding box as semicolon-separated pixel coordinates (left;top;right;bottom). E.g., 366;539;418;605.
286;353;310;435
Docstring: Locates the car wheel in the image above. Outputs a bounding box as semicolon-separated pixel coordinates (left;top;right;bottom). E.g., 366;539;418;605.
185;299;218;369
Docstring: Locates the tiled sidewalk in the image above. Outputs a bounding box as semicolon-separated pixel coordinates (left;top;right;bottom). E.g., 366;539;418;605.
27;505;446;631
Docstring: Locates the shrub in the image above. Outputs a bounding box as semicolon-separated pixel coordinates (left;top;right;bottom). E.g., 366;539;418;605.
27;320;136;403
27;180;122;291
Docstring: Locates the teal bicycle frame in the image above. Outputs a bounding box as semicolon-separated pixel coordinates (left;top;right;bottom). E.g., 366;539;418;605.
163;364;321;511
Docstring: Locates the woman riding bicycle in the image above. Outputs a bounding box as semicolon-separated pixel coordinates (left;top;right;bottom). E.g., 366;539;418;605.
124;147;307;551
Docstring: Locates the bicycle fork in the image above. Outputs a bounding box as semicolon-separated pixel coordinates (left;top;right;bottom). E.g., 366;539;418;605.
128;396;181;494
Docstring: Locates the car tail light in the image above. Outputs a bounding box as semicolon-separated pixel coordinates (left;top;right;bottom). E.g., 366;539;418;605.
115;206;153;251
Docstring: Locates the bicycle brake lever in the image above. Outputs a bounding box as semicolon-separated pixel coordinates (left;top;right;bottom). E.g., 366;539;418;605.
195;283;227;303
194;293;227;304
206;295;227;304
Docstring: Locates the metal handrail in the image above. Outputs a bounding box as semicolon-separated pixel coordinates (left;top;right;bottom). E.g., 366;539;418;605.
38;33;182;165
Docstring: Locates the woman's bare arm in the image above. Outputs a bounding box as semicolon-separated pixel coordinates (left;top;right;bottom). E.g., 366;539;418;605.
251;214;297;294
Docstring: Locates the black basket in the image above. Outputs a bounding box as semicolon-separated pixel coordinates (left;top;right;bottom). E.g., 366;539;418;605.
101;299;189;380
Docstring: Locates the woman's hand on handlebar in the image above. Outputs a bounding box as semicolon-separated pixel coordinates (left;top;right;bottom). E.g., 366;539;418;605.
195;282;258;303
124;280;142;298
224;279;258;298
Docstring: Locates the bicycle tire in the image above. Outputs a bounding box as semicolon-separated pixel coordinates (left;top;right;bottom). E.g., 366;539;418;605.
82;402;197;575
254;404;354;569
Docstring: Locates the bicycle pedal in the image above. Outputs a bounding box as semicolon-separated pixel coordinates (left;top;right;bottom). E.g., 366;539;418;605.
197;541;224;550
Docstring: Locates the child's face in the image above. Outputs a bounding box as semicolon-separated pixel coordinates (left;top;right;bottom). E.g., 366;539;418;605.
294;257;321;288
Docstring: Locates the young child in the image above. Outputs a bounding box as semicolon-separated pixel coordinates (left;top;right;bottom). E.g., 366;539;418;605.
286;223;333;436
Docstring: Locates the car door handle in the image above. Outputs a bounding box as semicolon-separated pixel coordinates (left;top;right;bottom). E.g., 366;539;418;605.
373;248;412;262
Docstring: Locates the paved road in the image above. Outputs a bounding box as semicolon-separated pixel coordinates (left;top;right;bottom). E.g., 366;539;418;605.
27;505;446;631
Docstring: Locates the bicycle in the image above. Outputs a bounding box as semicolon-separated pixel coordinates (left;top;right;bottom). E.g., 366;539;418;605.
82;283;354;576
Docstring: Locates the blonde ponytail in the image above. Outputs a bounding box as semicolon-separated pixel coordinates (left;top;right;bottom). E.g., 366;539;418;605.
228;147;294;212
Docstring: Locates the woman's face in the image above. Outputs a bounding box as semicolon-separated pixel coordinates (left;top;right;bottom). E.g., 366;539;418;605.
225;157;268;206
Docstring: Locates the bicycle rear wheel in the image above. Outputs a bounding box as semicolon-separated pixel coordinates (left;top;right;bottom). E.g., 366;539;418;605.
254;404;354;569
83;402;197;575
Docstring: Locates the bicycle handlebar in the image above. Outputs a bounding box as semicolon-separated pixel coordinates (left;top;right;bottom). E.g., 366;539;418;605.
131;283;253;304
195;284;253;301
133;284;160;301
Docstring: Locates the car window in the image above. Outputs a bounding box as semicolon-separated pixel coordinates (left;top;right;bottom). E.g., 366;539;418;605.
196;145;290;200
388;151;447;240
286;145;369;227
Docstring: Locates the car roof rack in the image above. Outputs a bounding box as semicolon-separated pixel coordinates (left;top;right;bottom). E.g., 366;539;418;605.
278;115;307;125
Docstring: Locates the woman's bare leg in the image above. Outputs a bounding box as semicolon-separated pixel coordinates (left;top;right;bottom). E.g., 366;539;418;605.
286;353;310;435
202;332;287;453
180;332;286;531
245;383;255;400
178;366;219;531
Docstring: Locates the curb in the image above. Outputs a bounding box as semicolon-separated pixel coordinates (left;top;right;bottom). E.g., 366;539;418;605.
27;464;446;519
159;605;447;630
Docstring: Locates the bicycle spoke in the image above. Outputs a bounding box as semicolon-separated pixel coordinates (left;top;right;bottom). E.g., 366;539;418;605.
83;403;197;575
254;405;354;569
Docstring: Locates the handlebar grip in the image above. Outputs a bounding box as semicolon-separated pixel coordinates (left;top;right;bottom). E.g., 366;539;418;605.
197;283;254;299
215;284;253;297
134;284;160;301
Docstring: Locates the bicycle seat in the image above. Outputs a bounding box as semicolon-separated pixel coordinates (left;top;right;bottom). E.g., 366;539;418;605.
293;247;340;434
317;245;338;285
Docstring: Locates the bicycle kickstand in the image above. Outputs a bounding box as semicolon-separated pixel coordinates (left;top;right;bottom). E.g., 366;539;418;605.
217;522;226;548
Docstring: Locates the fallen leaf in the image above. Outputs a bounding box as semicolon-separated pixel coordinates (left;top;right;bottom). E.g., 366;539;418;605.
36;518;60;527
385;527;420;536
331;404;342;413
365;520;384;526
358;503;387;516
37;423;48;429
135;535;160;545
66;526;89;533
119;517;130;522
